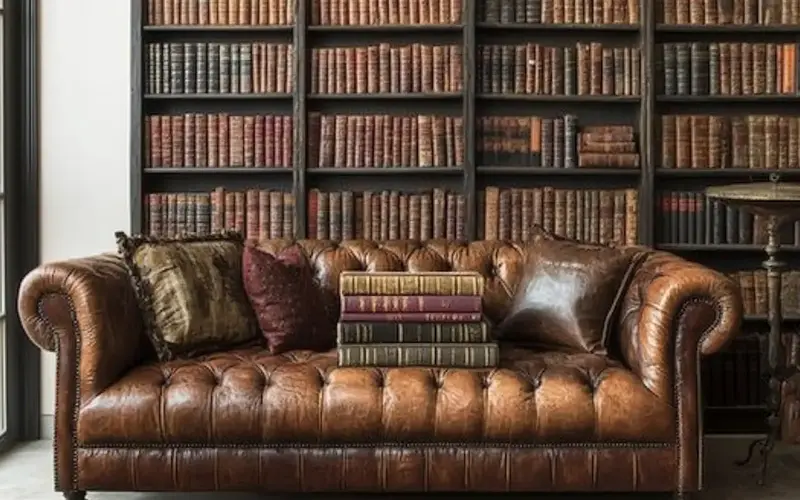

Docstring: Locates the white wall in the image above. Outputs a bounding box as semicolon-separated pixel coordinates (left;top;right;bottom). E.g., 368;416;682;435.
39;1;131;428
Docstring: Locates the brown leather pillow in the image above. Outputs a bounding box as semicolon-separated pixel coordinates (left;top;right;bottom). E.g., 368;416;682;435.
497;226;648;354
242;242;336;354
116;231;260;361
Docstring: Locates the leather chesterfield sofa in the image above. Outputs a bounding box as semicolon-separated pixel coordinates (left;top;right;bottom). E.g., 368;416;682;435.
18;239;743;499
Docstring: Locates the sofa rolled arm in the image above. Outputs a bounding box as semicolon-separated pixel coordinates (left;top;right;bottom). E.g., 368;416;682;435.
617;251;743;402
18;253;146;402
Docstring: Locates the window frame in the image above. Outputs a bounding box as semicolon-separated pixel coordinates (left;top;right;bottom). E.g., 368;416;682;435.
0;0;41;454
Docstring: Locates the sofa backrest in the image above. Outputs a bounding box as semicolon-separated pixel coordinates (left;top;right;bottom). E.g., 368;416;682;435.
254;239;530;325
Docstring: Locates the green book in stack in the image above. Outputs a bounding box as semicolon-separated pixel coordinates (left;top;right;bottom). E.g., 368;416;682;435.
336;271;498;368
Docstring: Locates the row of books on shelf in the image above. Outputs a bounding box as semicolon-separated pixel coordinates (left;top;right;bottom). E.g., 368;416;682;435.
143;41;800;99
145;42;294;95
479;187;638;245
145;188;469;240
478;119;639;168
481;0;639;24
144;0;636;27
141;186;800;250
146;189;295;239
659;0;799;25
142;186;639;247
662;115;800;170
656;190;800;246
478;43;641;97
313;0;463;26
310;45;463;95
730;270;800;317
308;189;466;240
142;41;647;98
142;113;644;169
142;111;800;171
308;114;463;168
658;42;800;96
145;114;293;169
143;0;800;27
146;0;295;26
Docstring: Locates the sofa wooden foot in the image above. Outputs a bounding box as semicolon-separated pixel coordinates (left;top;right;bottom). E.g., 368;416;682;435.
63;492;86;500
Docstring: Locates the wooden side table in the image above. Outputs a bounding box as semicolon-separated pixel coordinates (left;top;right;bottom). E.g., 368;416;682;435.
706;176;800;485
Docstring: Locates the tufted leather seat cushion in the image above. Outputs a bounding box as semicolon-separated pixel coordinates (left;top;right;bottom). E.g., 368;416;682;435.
77;344;675;446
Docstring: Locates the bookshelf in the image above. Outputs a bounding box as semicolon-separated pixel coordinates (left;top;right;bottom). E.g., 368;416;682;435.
131;0;800;435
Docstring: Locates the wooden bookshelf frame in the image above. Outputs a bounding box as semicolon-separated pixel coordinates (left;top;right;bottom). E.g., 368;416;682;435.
130;0;654;242
131;0;800;433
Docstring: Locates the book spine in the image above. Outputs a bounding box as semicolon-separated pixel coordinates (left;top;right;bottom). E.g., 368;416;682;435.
337;321;491;343
337;343;499;367
341;295;482;313
339;312;483;323
339;273;484;296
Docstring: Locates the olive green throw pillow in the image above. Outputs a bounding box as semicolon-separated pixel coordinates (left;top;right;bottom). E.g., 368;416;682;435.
116;231;259;361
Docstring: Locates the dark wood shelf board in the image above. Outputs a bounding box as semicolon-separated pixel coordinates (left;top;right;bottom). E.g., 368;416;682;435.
657;95;800;103
144;168;292;174
656;168;800;177
705;405;767;411
657;24;800;33
477;94;640;102
477;22;640;32
307;167;464;175
144;93;292;100
477;166;640;175
307;24;463;32
306;92;462;100
143;25;293;32
656;244;800;252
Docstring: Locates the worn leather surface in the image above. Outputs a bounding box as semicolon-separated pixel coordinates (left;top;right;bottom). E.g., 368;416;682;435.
77;345;674;445
497;231;648;354
617;251;744;491
75;446;677;492
17;240;743;494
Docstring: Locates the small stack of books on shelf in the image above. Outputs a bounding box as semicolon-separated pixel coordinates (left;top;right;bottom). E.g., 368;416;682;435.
578;125;640;169
336;271;498;368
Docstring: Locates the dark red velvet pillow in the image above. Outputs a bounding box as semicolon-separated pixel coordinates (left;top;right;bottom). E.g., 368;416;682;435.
242;242;336;354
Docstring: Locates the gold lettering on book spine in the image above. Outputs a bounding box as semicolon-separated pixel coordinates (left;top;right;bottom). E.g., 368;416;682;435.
339;271;485;296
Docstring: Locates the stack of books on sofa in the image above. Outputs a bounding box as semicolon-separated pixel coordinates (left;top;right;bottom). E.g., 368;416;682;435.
336;271;498;368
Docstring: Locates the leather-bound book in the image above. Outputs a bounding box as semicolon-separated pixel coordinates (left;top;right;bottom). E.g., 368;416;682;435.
337;342;499;368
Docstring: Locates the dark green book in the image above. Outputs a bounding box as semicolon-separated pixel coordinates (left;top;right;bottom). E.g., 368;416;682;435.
337;342;499;368
337;321;491;344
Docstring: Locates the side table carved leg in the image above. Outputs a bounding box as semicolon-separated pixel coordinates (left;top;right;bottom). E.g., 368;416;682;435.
735;215;798;485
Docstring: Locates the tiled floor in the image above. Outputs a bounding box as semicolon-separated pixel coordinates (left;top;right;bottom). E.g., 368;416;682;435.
0;437;798;499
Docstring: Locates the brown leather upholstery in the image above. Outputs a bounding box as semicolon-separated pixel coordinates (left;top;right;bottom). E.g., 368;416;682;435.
18;240;743;495
77;346;674;445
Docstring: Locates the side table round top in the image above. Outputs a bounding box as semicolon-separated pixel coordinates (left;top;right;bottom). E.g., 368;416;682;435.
706;181;800;202
705;178;800;219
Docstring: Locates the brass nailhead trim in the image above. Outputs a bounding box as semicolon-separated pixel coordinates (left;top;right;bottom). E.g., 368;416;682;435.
37;292;82;492
78;442;674;450
673;296;721;495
